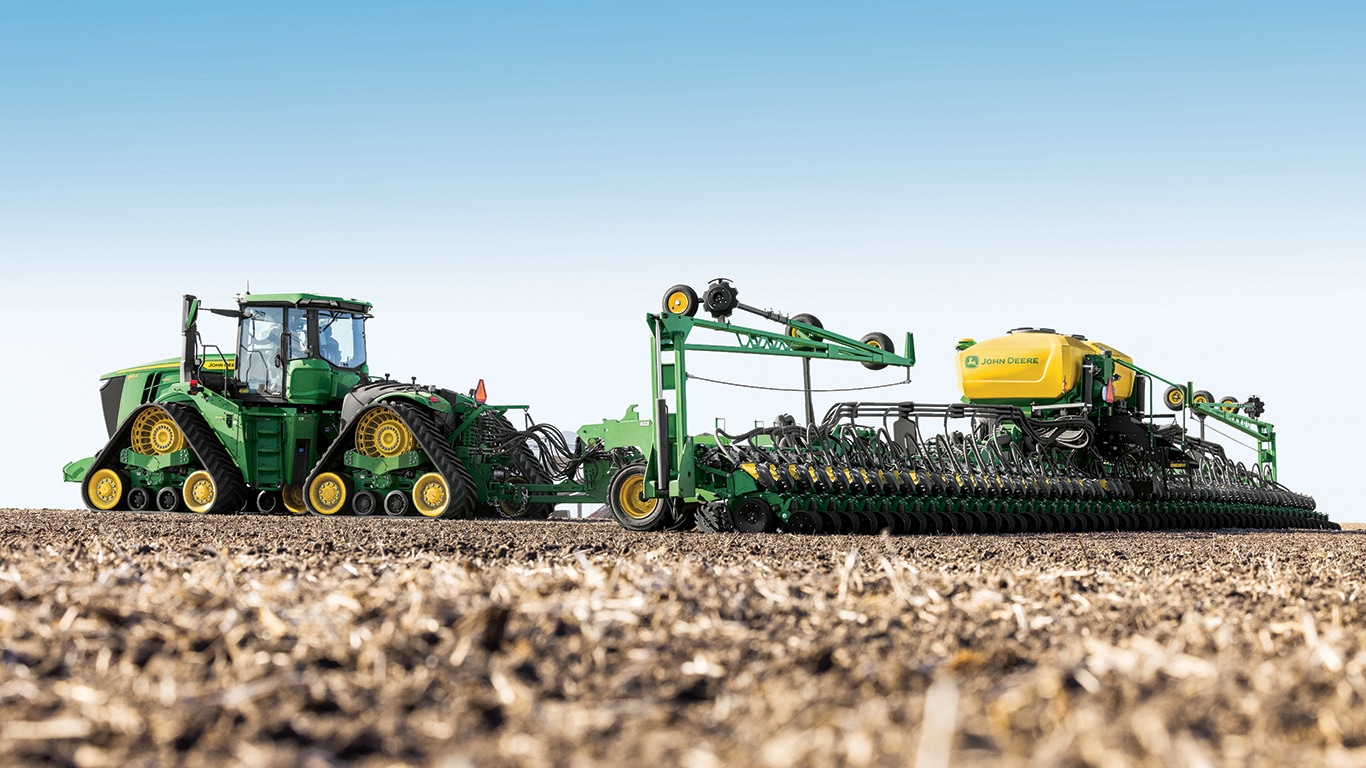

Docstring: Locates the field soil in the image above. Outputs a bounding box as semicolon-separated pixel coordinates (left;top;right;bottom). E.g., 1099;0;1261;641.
3;509;1366;768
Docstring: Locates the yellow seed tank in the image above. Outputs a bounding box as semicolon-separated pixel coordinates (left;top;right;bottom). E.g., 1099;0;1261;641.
957;329;1134;405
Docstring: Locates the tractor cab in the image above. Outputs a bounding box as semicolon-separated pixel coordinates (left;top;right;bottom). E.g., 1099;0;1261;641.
222;293;372;405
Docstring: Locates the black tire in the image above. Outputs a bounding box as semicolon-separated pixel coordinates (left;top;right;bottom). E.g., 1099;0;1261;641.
127;486;152;512
662;284;699;317
156;487;181;512
733;498;775;533
1192;390;1215;408
608;462;672;531
384;490;410;517
788;313;825;352
353;490;378;517
859;332;895;371
1162;385;1185;411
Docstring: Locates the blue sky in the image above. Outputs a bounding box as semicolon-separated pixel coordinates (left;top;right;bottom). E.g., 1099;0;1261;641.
2;2;1362;517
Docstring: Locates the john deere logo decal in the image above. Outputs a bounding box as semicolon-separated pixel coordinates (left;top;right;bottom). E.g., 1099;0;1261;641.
964;354;1039;369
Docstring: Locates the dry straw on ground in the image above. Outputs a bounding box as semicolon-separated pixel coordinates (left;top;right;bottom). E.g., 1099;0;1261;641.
2;509;1365;767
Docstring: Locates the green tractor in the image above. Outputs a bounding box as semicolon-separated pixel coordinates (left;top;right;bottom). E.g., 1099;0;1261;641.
64;292;620;518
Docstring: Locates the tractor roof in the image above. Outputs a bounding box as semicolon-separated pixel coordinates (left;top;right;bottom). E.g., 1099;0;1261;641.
238;292;372;313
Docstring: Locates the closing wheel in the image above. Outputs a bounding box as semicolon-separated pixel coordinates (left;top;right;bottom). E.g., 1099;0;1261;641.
859;332;895;371
353;490;378;517
126;486;152;512
412;472;450;518
183;470;218;514
355;408;414;459
308;471;351;515
156;487;181;512
281;485;307;515
662;284;699;317
607;462;670;531
130;409;185;456
86;468;127;511
384;490;410;517
734;498;775;533
1163;385;1185;411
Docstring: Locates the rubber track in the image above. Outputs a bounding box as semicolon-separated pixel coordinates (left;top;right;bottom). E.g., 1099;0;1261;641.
303;402;479;518
80;402;246;514
388;402;479;519
161;403;249;514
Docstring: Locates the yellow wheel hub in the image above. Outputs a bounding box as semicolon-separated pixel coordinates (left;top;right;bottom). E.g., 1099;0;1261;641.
87;468;124;510
281;485;306;515
130;409;185;456
183;470;216;514
1165;389;1184;407
617;474;657;520
355;409;414;458
412;472;450;517
667;291;692;314
309;472;348;515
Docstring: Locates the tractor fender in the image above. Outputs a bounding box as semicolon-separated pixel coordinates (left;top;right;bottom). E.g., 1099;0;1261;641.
340;380;451;428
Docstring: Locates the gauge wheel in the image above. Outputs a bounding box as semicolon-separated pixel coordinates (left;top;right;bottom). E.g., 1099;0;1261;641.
859;332;895;371
662;284;699;317
1163;385;1185;411
607;462;671;531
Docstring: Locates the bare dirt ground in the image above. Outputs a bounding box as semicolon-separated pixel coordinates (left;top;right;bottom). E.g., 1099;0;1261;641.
2;509;1366;768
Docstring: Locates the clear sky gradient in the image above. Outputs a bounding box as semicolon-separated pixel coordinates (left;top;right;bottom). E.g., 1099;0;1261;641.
2;3;1362;518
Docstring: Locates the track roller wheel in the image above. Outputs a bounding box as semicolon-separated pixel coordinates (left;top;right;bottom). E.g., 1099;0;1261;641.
384;490;410;516
308;472;351;516
282;485;307;515
183;470;219;514
662;284;699;316
86;468;127;511
256;491;279;514
126;486;152;512
353;490;379;516
608;462;670;531
156;487;181;512
734;498;776;533
785;508;823;534
858;332;895;371
412;472;451;518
